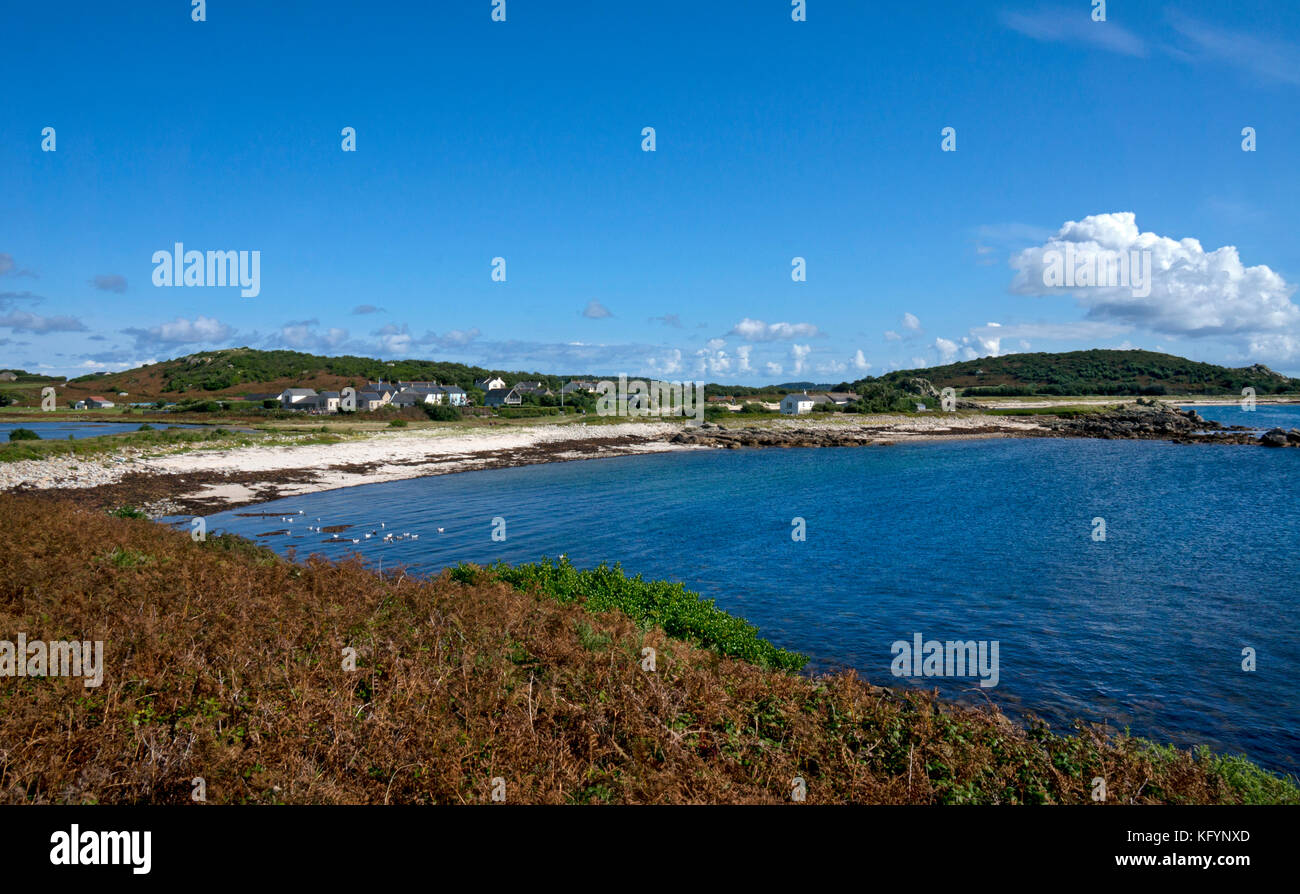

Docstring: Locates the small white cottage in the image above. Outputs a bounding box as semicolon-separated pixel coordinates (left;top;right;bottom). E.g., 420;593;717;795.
780;393;814;415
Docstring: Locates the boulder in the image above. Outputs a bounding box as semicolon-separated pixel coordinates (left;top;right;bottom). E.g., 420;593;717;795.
1259;428;1290;447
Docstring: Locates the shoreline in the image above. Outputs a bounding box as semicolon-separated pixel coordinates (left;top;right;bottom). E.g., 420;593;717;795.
2;402;1291;515
3;415;1047;515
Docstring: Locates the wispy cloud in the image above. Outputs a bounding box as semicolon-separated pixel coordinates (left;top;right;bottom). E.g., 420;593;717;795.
1166;10;1300;87
90;274;127;293
1000;5;1147;57
582;299;613;319
0;307;87;334
0;253;38;278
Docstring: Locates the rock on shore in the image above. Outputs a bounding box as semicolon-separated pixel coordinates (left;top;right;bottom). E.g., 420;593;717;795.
1043;398;1297;446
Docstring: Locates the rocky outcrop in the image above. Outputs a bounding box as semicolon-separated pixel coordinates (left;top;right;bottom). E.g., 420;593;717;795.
896;377;981;409
1042;399;1296;447
670;423;882;449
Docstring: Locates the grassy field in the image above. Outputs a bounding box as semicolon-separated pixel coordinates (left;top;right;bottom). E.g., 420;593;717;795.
0;425;349;463
0;493;1294;805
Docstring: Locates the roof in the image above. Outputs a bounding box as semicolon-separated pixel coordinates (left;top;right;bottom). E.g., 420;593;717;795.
317;391;341;398
281;388;317;397
783;393;813;401
86;395;110;401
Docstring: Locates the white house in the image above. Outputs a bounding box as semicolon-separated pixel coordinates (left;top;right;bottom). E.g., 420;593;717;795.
314;391;341;413
85;396;116;409
780;393;814;415
475;376;506;391
279;388;318;409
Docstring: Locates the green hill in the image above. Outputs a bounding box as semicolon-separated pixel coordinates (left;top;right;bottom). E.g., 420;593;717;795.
63;348;565;400
867;350;1298;397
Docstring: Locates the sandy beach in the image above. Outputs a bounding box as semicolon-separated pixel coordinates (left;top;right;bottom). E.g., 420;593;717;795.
1;413;1051;515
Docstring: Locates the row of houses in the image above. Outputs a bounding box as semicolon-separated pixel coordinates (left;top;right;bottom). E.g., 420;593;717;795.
276;381;468;414
481;379;594;407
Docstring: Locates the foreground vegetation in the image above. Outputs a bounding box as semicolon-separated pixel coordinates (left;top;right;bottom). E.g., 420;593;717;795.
0;494;1293;805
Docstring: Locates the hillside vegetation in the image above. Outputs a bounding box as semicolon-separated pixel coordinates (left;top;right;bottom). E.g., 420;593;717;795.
869;349;1298;397
0;494;1294;805
57;348;565;401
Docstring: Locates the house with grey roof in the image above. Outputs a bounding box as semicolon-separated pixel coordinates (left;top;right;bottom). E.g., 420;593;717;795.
356;391;386;411
279;388;318;409
392;389;435;408
484;387;523;408
314;391;342;413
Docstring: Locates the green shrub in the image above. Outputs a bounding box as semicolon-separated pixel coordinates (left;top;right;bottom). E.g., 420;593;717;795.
472;557;807;672
7;428;39;441
424;404;461;422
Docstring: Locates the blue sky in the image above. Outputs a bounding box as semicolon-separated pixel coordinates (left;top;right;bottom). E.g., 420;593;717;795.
4;0;1299;382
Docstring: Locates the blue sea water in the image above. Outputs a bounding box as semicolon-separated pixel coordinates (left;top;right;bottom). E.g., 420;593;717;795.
1;421;203;441
1183;403;1300;433
190;413;1300;773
